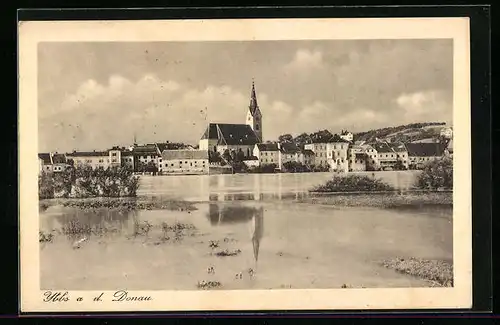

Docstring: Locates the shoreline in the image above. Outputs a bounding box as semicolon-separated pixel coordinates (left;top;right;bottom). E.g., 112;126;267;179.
39;191;453;211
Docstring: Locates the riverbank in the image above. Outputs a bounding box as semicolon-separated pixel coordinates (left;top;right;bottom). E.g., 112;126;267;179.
39;197;198;212
40;191;452;212
381;257;453;287
300;191;452;209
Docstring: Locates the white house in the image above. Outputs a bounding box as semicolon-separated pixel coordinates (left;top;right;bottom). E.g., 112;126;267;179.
253;143;280;167
340;130;354;142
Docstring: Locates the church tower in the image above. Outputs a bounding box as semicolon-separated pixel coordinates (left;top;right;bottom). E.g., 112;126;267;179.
246;81;263;142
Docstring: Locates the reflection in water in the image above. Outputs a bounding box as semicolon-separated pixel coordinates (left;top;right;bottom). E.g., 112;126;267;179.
52;208;135;239
207;202;264;263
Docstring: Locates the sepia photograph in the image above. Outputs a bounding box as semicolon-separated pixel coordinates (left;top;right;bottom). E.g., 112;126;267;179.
19;17;472;312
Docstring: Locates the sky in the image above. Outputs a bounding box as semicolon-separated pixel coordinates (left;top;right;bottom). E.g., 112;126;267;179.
38;39;453;152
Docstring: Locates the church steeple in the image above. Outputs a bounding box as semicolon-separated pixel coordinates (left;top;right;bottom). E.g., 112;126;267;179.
249;80;259;115
246;79;263;142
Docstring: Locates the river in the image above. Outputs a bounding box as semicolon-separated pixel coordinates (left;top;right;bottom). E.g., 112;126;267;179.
40;171;453;290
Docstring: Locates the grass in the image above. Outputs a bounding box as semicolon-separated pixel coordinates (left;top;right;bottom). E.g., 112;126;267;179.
298;192;453;209
39;197;198;212
381;257;453;287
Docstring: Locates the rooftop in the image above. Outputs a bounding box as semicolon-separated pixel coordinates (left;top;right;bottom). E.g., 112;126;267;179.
201;123;260;145
279;142;301;153
405;143;446;157
256;143;280;152
67;151;109;157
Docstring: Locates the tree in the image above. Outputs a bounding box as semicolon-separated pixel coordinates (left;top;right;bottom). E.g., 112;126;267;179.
278;134;293;143
222;149;231;163
236;149;245;162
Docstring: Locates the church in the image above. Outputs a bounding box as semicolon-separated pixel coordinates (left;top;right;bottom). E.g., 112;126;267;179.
199;81;263;158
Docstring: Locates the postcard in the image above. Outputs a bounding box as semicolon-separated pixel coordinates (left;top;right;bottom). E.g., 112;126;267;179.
19;17;472;312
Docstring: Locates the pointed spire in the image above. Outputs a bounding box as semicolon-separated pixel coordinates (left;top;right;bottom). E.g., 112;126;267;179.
249;79;258;115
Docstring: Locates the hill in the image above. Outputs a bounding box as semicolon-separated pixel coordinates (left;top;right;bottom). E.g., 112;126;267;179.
352;122;447;143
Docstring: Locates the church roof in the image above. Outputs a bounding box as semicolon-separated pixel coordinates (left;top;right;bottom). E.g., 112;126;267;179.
201;123;260;146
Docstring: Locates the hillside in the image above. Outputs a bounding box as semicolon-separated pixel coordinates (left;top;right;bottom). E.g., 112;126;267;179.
352;122;447;143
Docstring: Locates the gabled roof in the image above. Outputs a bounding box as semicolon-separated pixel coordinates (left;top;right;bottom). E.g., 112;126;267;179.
256;143;279;152
389;142;408;152
279;142;301;154
132;144;159;155
67;151;108;157
121;151;134;157
371;142;394;153
201;123;260;146
162;150;208;160
38;153;52;164
405;143;446;157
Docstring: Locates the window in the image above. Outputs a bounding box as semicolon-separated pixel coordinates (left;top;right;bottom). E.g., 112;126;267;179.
112;159;117;163
190;162;193;166
271;159;273;162
112;153;117;157
179;161;182;164
86;159;92;163
256;124;260;131
334;145;336;149
171;163;174;166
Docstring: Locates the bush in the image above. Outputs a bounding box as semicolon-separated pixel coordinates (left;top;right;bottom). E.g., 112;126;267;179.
38;166;140;199
248;164;277;174
282;161;311;173
310;174;395;192
415;157;453;190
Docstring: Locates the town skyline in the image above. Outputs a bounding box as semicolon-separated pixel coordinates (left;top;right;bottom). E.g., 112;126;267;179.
38;39;453;153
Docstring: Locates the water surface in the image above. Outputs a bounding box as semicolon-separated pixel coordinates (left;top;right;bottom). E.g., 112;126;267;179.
40;171;452;290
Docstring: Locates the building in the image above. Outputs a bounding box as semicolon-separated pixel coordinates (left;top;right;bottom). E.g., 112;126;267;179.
38;153;53;173
67;148;121;170
304;134;350;172
254;143;280;167
161;150;209;175
371;142;398;170
200;123;260;159
347;144;367;172
298;149;315;166
445;139;453;158
389;142;409;169
246;81;263;142
120;150;135;170
362;144;379;170
67;151;108;169
242;156;260;168
132;144;161;173
405;143;447;169
440;127;453;139
340;130;354;142
328;135;350;172
278;142;302;170
199;81;263;160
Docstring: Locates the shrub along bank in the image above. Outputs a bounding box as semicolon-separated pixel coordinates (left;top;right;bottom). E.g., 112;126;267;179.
310;174;395;193
39;166;140;199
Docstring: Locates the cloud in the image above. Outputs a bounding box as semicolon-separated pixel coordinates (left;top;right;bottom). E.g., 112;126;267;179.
284;49;323;72
395;90;452;123
38;74;298;152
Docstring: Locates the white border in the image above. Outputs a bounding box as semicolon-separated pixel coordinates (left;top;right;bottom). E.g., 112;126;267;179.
19;17;471;312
